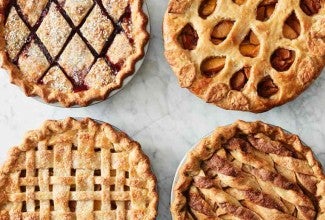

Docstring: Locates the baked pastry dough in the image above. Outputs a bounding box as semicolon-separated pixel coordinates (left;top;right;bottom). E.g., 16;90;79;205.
171;120;325;219
0;0;149;107
163;0;325;112
0;118;158;219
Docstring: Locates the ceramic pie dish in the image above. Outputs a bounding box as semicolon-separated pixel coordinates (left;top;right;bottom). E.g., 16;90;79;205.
0;0;149;107
31;3;151;108
0;118;158;219
163;0;325;112
171;120;325;219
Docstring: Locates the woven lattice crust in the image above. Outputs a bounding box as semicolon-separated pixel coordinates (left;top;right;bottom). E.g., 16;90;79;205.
0;118;158;219
171;120;325;219
163;0;325;112
0;0;149;107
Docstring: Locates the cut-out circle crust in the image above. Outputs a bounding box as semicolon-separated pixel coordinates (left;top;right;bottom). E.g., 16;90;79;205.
164;0;325;112
211;20;234;45
199;0;217;18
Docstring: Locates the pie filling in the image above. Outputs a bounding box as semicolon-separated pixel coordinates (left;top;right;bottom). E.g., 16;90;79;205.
5;0;135;93
180;133;320;219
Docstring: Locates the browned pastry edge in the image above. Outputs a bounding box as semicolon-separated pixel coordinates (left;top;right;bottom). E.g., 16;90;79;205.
163;0;325;113
0;0;149;107
0;117;158;219
171;120;325;219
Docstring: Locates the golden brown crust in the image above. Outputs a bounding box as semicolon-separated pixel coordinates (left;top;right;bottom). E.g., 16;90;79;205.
0;0;149;107
163;0;325;112
0;118;158;219
171;120;325;219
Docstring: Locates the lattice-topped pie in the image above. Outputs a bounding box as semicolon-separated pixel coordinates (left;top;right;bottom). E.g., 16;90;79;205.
0;0;149;107
163;0;325;112
171;121;325;219
0;118;158;219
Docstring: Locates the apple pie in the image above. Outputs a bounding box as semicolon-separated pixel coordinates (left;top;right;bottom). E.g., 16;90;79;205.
163;0;325;112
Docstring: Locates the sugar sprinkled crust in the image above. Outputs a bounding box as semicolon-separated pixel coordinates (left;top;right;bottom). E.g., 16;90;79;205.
0;0;149;107
163;0;325;112
0;117;158;219
171;120;325;219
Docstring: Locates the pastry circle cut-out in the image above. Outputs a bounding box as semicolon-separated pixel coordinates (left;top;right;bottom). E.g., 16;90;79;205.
163;0;325;112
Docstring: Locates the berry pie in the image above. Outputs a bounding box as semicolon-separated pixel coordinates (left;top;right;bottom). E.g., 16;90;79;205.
0;118;158;219
171;121;325;219
163;0;325;112
0;0;149;107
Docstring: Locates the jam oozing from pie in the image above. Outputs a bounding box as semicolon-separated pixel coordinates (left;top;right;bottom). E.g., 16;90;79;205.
6;0;135;93
119;5;134;44
106;56;123;73
10;1;52;65
69;70;90;93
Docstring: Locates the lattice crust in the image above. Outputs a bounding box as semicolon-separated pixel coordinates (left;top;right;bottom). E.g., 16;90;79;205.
163;0;325;112
0;0;149;107
0;118;158;219
171;121;325;220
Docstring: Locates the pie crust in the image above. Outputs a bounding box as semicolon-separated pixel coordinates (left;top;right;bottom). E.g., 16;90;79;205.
171;120;325;219
0;118;158;219
163;0;325;112
0;0;149;107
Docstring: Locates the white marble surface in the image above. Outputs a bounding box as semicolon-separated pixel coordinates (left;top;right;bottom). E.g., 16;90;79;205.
0;0;325;219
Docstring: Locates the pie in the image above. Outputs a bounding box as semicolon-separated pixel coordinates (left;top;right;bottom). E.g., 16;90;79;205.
171;120;325;219
163;0;325;112
0;0;149;107
0;118;158;219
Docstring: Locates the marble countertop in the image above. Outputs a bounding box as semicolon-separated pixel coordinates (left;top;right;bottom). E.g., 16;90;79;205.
0;0;324;219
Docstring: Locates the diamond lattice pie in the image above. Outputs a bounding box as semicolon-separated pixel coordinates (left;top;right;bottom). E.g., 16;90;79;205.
0;0;149;107
0;118;158;219
171;121;325;219
163;0;325;112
